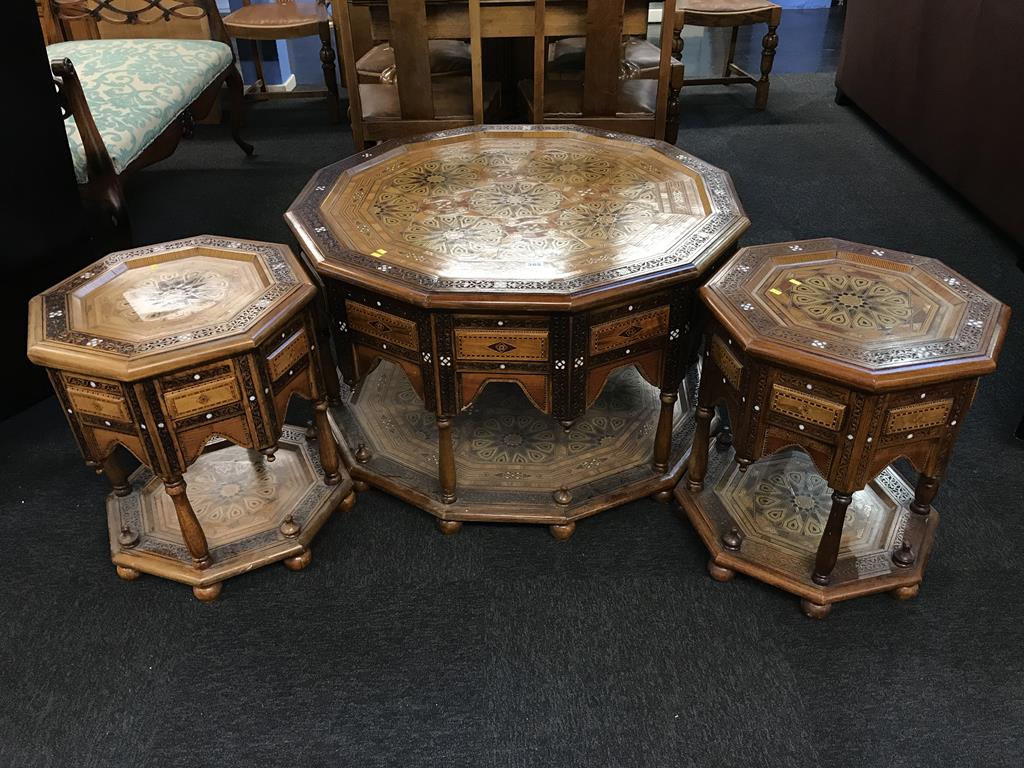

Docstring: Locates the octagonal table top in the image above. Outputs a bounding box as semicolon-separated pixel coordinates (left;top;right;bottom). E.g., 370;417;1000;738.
702;238;1010;389
27;236;315;380
286;125;749;310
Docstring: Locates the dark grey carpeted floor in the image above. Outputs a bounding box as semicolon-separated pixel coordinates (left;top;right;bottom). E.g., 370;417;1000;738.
2;74;1022;767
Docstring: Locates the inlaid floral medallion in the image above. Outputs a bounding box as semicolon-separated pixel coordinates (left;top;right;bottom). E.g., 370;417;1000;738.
291;126;749;297
121;269;230;322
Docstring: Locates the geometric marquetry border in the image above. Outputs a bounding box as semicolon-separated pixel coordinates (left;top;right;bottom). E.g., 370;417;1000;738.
288;124;749;296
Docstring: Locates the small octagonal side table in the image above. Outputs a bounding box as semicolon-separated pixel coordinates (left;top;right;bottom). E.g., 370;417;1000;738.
677;238;1010;617
27;236;355;600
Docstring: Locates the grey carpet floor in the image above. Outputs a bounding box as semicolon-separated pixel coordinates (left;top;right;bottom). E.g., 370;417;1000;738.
2;73;1022;767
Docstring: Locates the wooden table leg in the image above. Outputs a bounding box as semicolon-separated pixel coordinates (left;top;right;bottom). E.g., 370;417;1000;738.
437;415;457;504
686;403;714;492
652;389;678;473
318;20;341;122
313;399;342;485
163;476;212;570
910;474;939;516
811;489;853;585
102;449;132;497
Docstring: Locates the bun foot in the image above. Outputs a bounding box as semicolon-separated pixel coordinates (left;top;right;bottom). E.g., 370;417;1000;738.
353;479;369;493
650;490;672;503
800;599;832;619
437;519;462;535
284;549;313;571
339;491;357;513
892;584;920;601
707;560;735;582
549;522;576;541
192;583;222;602
115;565;140;581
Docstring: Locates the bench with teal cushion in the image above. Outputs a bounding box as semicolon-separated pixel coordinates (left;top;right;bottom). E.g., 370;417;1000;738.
49;36;251;247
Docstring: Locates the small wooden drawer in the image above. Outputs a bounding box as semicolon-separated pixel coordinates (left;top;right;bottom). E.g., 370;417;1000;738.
267;327;310;381
883;398;954;436
163;374;241;421
65;383;131;422
768;384;846;431
454;329;549;363
709;335;743;390
589;306;670;356
345;300;419;351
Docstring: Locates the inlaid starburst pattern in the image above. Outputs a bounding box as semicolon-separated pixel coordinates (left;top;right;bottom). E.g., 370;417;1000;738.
470;413;556;463
403;214;504;256
469;181;563;218
391;159;479;196
525;150;612;184
558;201;655;242
751;469;860;538
787;273;913;332
121;270;230;322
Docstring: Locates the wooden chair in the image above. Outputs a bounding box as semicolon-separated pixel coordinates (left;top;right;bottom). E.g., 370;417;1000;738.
672;0;781;110
222;0;341;122
334;0;500;150
519;0;680;142
45;0;252;248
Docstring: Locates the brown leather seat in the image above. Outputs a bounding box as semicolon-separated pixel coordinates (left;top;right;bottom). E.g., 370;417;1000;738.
223;2;328;38
360;77;501;120
677;0;778;12
356;39;472;83
548;37;682;80
518;78;657;118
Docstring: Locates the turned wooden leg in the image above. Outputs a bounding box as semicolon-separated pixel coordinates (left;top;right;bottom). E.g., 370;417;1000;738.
314;399;342;485
892;584;920;601
437;415;457;504
549;521;576;541
353;479;370;493
800;599;832;619
755;23;779;110
163;476;212;570
707;559;735;582
715;415;734;452
319;21;341;123
192;583;222;602
724;25;739;77
910;474;939;516
811;490;853;586
102;450;132;497
115;565;140;581
652;390;678;473
339;490;357;512
436;519;462;535
686;405;714;492
284;548;313;571
225;64;254;156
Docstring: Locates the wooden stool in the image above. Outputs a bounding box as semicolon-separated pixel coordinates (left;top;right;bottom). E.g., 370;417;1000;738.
676;238;1009;617
223;0;341;122
673;0;782;110
27;236;355;600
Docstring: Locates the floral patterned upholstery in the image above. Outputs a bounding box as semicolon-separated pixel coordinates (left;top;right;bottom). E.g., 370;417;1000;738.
48;39;234;184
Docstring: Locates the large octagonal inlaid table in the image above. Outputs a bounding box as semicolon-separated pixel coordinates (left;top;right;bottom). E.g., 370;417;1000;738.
287;125;749;537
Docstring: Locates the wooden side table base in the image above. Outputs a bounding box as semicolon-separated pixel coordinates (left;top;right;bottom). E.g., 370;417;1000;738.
677;441;938;618
332;361;700;537
106;426;351;601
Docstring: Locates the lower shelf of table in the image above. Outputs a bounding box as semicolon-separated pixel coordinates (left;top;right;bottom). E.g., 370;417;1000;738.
675;438;938;611
106;425;352;589
331;360;701;529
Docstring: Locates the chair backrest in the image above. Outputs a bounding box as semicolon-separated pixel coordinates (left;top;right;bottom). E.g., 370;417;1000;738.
49;0;224;43
531;0;676;140
336;0;484;147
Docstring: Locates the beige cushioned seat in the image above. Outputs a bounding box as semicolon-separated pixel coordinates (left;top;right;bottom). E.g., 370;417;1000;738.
356;40;472;82
549;37;682;80
677;0;779;12
223;2;327;37
518;78;657;118
360;77;501;120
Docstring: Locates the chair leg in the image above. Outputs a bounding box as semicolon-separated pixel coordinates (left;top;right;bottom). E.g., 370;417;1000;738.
755;23;779;110
225;66;255;156
251;39;268;93
319;22;342;123
724;25;739;78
